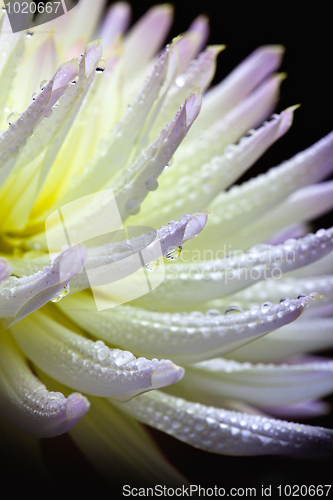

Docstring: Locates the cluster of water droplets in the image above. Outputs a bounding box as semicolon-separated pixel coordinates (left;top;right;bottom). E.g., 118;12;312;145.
145;245;183;272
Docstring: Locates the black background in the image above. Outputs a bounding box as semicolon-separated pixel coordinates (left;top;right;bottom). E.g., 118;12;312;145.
1;0;333;495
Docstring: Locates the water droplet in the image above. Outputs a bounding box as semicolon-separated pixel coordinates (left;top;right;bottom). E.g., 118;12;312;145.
71;76;79;84
50;284;70;303
165;246;182;261
26;28;34;38
7;112;20;126
145;259;159;272
297;294;307;299
40;79;50;90
126;198;140;215
261;302;273;313
175;76;185;87
96;59;106;72
206;309;221;317
31;92;39;101
145;178;158;191
279;297;289;303
224;305;243;315
165;156;174;169
2;7;6;12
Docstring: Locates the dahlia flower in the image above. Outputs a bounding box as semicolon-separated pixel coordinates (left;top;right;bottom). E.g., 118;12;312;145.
1;0;333;488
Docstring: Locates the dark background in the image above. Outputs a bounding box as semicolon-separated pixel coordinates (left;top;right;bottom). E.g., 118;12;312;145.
2;0;333;495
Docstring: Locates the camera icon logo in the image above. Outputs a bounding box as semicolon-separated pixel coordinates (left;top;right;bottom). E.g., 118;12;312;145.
45;188;165;311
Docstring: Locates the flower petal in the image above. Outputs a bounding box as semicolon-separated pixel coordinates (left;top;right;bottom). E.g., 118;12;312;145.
10;309;184;399
197;45;285;130
0;244;86;326
98;2;131;51
201;132;333;249
178;357;333;406
0;14;25;129
229;317;333;363
135;227;333;305
60;294;314;364
122;4;173;77
151;45;224;138
58;42;172;203
121;390;333;457
0;331;89;438
138;96;292;227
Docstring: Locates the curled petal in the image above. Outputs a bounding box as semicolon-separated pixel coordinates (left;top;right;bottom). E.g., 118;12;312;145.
0;245;86;326
10;310;184;399
0;332;89;438
60;294;315;364
121;391;333;457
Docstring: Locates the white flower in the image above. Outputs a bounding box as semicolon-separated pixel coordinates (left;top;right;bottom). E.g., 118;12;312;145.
0;0;333;488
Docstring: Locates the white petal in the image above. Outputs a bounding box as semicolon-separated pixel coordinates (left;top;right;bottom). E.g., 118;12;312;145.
229;318;333;363
0;245;85;325
135;227;333;304
196;45;285;131
120;390;333;457
0;331;89;438
181;357;333;406
138;102;292;227
10;310;184;398
201;132;333;249
60;294;314;364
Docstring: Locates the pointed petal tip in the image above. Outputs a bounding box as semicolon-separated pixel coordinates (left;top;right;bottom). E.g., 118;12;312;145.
185;88;202;125
182;210;209;243
151;361;184;389
40;392;90;438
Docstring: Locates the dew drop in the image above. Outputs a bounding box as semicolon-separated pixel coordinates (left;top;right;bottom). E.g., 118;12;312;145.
50;284;70;303
145;178;158;191
26;28;34;38
165;246;182;261
279;297;289;303
126;198;140;215
96;59;106;72
206;309;221;317
2;7;6;12
7;112;20;126
145;259;159;272
31;92;39;101
40;79;50;90
260;301;273;313
175;76;185;87
165;156;174;169
71;76;79;84
224;305;243;315
297;294;307;299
